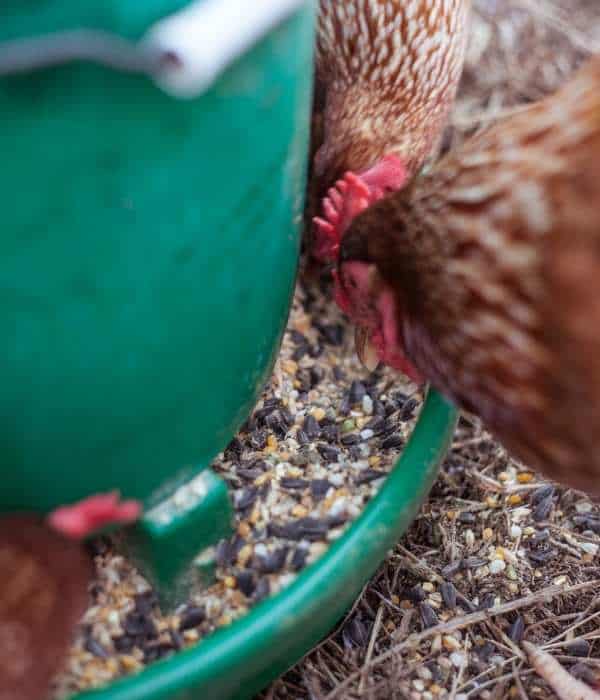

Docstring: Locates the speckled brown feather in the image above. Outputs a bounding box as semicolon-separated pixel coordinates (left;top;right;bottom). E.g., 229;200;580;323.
313;0;471;185
341;56;600;494
0;516;91;700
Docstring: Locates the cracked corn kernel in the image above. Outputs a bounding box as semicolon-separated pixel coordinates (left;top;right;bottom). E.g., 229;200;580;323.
266;435;278;451
237;545;253;566
238;521;251;538
120;656;141;672
443;635;461;651
255;472;272;486
282;360;298;375
249;505;261;524
483;528;494;541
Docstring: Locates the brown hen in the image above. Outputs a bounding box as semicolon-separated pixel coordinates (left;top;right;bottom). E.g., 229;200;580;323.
0;516;91;700
335;55;600;495
309;0;471;263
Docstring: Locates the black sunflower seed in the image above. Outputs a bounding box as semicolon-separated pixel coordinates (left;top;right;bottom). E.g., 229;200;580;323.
381;435;403;450
310;479;332;500
477;593;496;611
349;381;366;404
463;557;487;569
571;663;597;685
258;547;289;574
419;603;438;628
566;639;590;657
400;398;419;421
528;548;557;564
290;547;309;571
355;469;385;485
402;585;426;603
441;560;463;579
236;487;258;511
317;444;339;462
509;616;525;643
224;437;243;461
533;495;554;522
179;606;205;630
342;616;369;648
333;366;346;382
237;571;256;597
338;395;351;416
113;635;136;653
531;485;555;506
84;634;109;659
280;478;309;491
248;430;267;450
296;429;309;446
320;424;339;443
341;433;360;446
441;582;457;610
254;578;270;602
303;415;321;440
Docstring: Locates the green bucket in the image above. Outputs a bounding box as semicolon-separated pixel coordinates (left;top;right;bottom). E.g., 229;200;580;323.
0;0;314;593
0;1;458;697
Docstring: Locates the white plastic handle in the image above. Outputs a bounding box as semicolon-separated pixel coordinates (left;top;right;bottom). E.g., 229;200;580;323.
145;0;308;98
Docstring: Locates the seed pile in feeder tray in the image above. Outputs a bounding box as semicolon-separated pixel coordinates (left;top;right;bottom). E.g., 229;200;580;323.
52;274;422;698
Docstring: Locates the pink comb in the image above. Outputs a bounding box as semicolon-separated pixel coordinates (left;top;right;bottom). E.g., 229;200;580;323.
47;491;142;540
312;154;407;264
313;172;372;263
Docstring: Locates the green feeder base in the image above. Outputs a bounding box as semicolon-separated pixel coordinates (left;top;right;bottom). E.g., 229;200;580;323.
77;391;457;700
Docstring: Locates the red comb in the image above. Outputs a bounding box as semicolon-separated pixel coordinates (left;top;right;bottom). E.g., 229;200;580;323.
47;491;142;540
313;172;372;263
312;155;407;264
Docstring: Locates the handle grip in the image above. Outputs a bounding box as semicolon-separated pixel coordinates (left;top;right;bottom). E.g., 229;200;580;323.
147;0;309;97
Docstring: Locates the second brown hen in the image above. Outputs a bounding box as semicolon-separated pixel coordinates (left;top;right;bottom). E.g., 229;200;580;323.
335;55;600;495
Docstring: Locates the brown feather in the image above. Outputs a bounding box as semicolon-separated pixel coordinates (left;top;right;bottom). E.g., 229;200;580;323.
0;516;91;700
314;0;471;183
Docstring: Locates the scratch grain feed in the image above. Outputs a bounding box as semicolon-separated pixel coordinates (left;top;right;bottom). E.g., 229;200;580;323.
52;275;420;698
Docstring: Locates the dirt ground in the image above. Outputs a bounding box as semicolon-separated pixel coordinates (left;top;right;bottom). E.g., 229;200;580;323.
262;2;600;698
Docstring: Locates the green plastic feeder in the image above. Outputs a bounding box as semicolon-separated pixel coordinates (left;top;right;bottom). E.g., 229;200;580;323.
0;1;458;698
0;0;314;597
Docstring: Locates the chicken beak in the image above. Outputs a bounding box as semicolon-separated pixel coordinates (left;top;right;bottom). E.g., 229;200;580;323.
355;326;379;372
